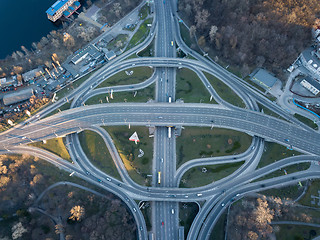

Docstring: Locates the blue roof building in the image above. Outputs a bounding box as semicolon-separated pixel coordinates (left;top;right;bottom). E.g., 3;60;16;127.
46;0;80;22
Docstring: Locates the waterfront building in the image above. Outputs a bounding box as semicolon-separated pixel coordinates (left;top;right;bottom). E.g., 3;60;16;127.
46;0;80;22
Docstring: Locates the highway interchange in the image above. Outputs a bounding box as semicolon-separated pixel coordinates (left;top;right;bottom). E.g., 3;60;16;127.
2;0;320;239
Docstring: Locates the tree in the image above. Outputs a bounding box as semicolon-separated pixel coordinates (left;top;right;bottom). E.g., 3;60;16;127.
11;222;27;240
55;224;64;235
69;205;85;221
209;26;218;42
195;9;210;30
189;25;197;39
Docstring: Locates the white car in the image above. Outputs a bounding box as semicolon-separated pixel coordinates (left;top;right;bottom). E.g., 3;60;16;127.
221;203;225;207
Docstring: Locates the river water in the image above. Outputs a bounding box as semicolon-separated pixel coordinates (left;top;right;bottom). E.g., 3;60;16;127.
0;0;61;59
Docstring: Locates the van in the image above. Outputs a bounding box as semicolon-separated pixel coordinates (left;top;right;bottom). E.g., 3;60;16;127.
197;193;202;197
171;209;174;214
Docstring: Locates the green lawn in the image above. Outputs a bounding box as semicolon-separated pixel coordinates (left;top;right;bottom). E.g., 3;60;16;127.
56;70;96;99
180;162;244;188
127;18;153;49
257;103;287;121
210;212;227;240
204;72;245;108
46;102;71;117
255;163;310;183
179;23;201;54
275;224;320;240
30;137;71;162
86;84;155;105
176;68;217;104
137;40;154;57
179;202;199;237
260;184;304;200
299;179;320;207
78;130;121;180
176;127;252;167
103;126;153;186
107;34;128;50
294;113;318;130
258;142;301;168
139;4;150;20
97;66;153;88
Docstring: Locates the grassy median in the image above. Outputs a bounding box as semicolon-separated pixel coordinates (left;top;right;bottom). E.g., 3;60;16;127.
176;127;252;168
30;137;71;162
97;66;153;88
86;84;155;105
176;68;216;104
204;72;245;108
78;130;121;180
180;162;244;188
104;126;153;186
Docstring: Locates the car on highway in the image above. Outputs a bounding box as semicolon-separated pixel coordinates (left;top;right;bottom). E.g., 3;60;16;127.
133;208;137;212
171;41;174;46
139;226;143;231
97;179;102;183
161;158;164;163
221;203;225;207
161;221;164;226
171;209;175;214
197;193;202;197
106;177;111;182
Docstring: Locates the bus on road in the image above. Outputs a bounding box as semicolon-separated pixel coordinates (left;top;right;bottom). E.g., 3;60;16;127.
158;171;161;184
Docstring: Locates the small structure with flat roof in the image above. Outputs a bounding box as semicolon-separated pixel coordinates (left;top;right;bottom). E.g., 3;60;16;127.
250;68;280;90
299;47;320;80
22;67;43;83
3;88;34;106
102;49;116;61
300;77;320;96
71;44;102;65
46;0;80;22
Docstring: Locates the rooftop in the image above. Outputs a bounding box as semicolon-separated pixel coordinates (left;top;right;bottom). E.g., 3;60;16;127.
250;68;279;89
3;88;34;106
46;0;69;16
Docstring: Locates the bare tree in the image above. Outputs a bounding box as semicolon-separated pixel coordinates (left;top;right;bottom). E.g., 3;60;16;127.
69;205;85;221
189;25;197;39
209;25;218;42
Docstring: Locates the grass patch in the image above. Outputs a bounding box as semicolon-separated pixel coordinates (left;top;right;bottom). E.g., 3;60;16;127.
275;224;320;240
86;84;155;105
204;72;245;108
140;201;152;231
30;137;71;162
294;113;318;130
107;34;128;50
257;103;287;121
258;142;301;168
179;202;199;237
176;127;252;167
78;130;121;180
103;126;153;186
255;163;310;183
180;162;244;188
127;18;153;49
210;212;227;240
46;102;71;117
179;23;201;54
139;4;150;20
299;179;320;207
260;184;304;200
137;39;154;57
56;70;96;99
97;66;153;88
176;68;216;104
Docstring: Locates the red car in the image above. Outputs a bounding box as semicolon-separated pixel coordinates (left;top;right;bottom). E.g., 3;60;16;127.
161;221;164;226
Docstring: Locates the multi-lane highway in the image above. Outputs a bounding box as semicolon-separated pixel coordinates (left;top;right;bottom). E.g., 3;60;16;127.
2;0;320;239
